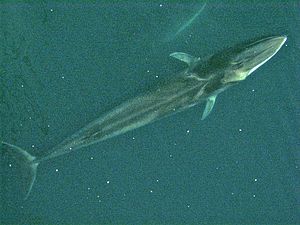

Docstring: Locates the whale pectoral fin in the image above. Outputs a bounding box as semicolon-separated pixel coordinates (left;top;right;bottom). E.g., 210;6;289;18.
201;95;217;120
169;52;199;66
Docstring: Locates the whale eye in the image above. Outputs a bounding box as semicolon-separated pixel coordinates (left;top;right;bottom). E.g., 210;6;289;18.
230;60;244;70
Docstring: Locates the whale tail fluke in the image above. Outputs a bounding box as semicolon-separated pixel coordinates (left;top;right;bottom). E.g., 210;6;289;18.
1;141;39;200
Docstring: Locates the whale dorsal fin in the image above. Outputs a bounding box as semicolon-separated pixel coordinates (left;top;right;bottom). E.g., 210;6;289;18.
201;95;217;120
170;52;199;66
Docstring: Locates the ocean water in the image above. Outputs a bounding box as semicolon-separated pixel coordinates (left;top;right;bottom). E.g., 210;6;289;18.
1;1;299;224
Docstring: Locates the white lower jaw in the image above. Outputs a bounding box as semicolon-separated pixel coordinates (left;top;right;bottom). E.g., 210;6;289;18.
248;39;286;76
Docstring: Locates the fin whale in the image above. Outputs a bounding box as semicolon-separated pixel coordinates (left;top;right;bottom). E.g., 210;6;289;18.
2;35;287;199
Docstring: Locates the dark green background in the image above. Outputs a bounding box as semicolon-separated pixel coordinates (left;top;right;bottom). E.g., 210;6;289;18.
1;1;299;224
